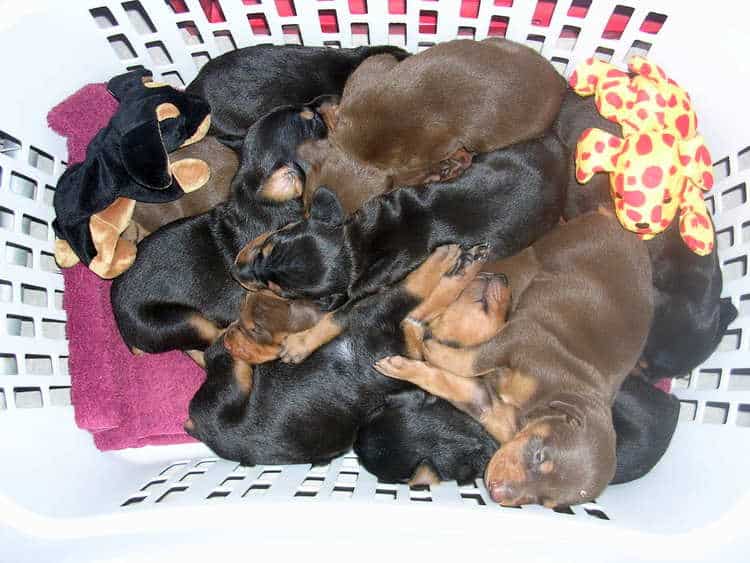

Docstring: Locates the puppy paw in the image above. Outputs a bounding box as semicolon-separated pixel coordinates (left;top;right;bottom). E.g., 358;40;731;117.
280;330;317;364
423;339;479;377
373;355;426;382
404;244;462;298
401;317;426;359
447;244;490;277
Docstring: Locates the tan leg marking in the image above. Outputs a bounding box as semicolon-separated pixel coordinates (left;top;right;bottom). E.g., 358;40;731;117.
188;314;221;346
186;349;206;369
401;317;426;360
233;358;253;396
422;340;482;377
403;244;462;299
409;463;441;487
280;312;341;364
53;239;80;268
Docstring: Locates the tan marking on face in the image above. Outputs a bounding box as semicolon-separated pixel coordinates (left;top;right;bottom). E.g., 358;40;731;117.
300;109;315;120
235;230;274;270
486;433;530;486
156;102;180;121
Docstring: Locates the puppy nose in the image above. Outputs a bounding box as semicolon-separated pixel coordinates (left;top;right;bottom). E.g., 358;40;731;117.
487;481;515;504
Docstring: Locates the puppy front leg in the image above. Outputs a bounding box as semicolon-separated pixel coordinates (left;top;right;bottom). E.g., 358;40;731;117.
279;312;345;364
374;356;518;443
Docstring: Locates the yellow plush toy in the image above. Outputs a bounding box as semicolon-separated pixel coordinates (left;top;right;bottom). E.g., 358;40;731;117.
569;56;715;255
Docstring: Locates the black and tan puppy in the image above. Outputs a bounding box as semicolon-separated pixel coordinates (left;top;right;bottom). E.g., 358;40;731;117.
376;212;654;507
233;134;567;363
554;89;737;382
187;243;496;469
186;44;408;151
111;104;327;364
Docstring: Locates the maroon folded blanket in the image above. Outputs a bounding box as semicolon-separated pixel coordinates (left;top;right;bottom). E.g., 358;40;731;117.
50;83;203;450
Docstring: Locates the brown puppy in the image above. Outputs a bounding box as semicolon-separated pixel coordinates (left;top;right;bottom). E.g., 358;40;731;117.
375;212;653;508
127;136;239;240
309;38;565;201
223;289;323;366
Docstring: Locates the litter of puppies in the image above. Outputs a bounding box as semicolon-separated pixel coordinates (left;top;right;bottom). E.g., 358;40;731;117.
52;39;736;508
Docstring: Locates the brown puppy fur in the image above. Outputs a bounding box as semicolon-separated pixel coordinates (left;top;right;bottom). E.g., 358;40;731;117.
223;289;323;365
376;213;653;507
316;38;565;197
129;136;239;239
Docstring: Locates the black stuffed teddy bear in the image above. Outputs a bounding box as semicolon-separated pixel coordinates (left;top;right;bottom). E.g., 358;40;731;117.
53;68;211;278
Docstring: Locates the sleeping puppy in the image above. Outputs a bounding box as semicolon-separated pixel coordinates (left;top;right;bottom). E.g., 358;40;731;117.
111;104;327;365
375;212;654;507
318;38;566;191
233;133;567;363
186;44;409;151
187;243;494;467
554;89;737;382
355;375;680;487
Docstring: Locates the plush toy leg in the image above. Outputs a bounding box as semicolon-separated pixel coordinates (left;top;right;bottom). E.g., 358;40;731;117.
575;128;621;184
679;182;715;256
54;239;81;268
88;197;137;279
170;158;211;193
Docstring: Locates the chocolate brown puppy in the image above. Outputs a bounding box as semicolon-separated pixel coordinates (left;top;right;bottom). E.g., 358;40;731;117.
314;38;566;195
376;212;654;507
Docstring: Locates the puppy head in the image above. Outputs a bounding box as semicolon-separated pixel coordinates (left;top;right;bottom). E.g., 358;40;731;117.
238;103;329;201
484;399;616;508
428;273;511;347
232;188;351;311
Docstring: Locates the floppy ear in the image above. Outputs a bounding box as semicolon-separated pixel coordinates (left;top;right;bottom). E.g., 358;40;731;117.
309;187;345;225
120;120;172;189
258;164;303;202
107;68;151;101
549;399;585;428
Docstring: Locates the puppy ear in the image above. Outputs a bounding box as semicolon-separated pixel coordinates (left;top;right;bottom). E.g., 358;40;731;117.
258;164;303;202
121;121;172;189
309;187;345;225
549;399;585;428
107;68;151;100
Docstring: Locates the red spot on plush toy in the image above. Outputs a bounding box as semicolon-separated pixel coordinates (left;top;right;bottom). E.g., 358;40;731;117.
662;133;675;147
609;136;622;148
626;208;642;222
668;94;678;108
615;174;624;194
627;176;636;185
702;171;714;189
682;99;690;111
651;206;662;223
640;63;652;76
606;92;623;109
588;74;598;85
636;135;653;155
569;70;579;88
636;90;650;103
607;69;626;78
624;190;646;206
676;114;691;137
581;152;591;161
679;154;692;166
642;166;663;188
669;165;677;176
695;145;712;165
595;141;605;153
655;94;666;107
637;108;648;120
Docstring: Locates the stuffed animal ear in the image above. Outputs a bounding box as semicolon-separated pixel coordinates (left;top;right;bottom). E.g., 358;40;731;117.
309;187;345;225
170;158;211;193
258;164;303;202
549;399;585;428
121;120;172;189
107;68;151;101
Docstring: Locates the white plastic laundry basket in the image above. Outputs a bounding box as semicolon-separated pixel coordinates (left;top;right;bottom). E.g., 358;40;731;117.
1;1;749;561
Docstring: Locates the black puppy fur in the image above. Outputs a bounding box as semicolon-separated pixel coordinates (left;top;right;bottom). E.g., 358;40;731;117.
111;104;327;354
553;88;737;382
191;232;678;483
235;134;567;310
187;44;409;151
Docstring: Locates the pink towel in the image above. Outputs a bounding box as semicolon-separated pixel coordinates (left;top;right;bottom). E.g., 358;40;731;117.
50;83;203;450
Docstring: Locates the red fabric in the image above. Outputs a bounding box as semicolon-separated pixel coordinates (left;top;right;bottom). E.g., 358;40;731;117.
48;83;203;450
